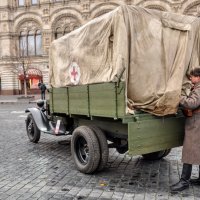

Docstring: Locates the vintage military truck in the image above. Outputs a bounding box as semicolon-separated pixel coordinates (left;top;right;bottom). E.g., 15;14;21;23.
25;81;184;174
25;5;200;174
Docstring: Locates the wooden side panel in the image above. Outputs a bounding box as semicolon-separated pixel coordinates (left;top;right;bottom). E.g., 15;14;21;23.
52;88;68;114
88;82;125;118
51;82;125;118
89;83;117;118
68;85;89;115
128;116;185;155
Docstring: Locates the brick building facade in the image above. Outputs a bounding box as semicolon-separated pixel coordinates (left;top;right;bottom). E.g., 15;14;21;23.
0;0;200;94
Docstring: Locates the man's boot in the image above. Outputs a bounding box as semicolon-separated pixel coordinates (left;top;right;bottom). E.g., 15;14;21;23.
190;165;200;185
170;163;192;192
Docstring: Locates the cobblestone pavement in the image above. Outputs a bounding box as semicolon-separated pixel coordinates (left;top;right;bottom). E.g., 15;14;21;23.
0;103;200;200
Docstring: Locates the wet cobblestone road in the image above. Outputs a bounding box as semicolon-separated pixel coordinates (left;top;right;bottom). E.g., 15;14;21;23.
0;104;199;200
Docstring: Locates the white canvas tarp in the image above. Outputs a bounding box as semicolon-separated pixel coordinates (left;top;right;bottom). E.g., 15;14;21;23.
49;5;200;116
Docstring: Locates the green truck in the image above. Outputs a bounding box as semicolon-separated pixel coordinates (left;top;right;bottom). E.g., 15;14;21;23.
25;81;184;174
25;5;197;174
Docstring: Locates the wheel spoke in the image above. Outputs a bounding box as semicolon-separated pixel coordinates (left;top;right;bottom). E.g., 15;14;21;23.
76;137;89;164
84;144;89;162
28;119;33;136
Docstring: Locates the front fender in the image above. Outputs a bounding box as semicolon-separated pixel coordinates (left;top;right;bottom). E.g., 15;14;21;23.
25;108;52;133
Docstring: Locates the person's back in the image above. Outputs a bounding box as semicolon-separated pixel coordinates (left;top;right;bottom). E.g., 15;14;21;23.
40;83;46;99
40;83;46;92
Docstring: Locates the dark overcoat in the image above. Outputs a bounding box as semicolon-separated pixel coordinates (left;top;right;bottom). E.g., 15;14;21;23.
180;82;200;165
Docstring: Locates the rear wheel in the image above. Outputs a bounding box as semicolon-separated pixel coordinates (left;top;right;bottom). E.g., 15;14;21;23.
162;149;171;157
26;114;41;143
116;144;128;154
71;126;100;174
90;126;108;172
142;149;171;160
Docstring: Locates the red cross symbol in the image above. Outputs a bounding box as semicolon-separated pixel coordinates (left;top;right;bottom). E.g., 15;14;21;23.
71;66;78;81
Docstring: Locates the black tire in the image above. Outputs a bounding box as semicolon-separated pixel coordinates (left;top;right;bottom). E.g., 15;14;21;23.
90;126;109;172
116;145;128;154
71;126;100;174
142;149;169;160
162;149;171;157
26;114;41;143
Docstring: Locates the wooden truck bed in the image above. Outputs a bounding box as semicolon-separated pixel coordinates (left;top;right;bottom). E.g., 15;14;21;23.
50;82;125;118
49;82;184;156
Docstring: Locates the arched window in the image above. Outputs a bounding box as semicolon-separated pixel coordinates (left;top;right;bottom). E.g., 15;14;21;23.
28;30;35;55
73;26;79;30
64;27;70;35
53;16;81;40
36;30;42;55
0;77;1;92
19;31;27;56
55;27;63;39
19;30;42;56
31;0;38;5
18;0;25;6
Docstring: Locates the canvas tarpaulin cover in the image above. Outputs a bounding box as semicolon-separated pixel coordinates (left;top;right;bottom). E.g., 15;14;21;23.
49;5;200;116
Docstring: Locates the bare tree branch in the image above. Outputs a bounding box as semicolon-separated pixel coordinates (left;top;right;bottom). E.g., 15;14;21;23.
11;37;34;97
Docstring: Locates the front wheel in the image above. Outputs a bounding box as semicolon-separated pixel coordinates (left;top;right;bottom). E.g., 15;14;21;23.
71;126;100;174
26;114;41;143
142;149;171;160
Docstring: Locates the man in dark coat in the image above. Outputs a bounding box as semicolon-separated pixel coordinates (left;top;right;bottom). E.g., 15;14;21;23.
171;68;200;192
39;82;47;100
